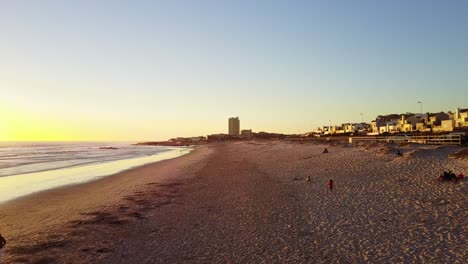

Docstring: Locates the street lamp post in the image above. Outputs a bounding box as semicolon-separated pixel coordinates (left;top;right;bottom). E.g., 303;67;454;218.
418;101;422;115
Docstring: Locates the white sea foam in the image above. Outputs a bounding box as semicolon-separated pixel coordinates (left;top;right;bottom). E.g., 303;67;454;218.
0;142;191;203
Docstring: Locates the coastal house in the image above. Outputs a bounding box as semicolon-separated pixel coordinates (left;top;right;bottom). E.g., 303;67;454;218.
436;108;467;131
399;114;424;132
387;121;399;133
343;123;366;134
321;125;346;135
322;126;333;135
432;108;467;132
240;129;253;139
342;123;354;133
355;123;370;133
369;120;385;135
416;122;430;132
439;120;455;132
424;112;449;132
416;113;430;132
369;114;400;135
320;123;369;135
378;121;398;134
428;112;450;127
334;126;346;134
449;108;468;128
413;112;449;132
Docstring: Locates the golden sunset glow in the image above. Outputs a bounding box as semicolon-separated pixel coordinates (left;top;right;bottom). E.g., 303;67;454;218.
1;1;466;142
0;105;79;141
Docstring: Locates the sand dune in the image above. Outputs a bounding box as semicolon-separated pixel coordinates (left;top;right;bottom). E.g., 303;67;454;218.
0;141;466;263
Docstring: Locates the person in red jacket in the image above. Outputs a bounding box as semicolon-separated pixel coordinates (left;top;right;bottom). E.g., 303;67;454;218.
328;179;333;192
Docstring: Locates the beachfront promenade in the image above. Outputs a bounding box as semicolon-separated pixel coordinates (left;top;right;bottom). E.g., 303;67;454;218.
350;134;463;145
0;141;466;263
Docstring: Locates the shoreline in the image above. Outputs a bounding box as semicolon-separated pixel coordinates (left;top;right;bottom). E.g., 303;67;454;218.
0;146;193;204
0;145;213;263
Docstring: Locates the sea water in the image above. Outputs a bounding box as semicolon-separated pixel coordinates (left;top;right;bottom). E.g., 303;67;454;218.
0;142;191;203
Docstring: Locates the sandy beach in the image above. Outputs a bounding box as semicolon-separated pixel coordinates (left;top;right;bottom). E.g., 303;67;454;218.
0;141;467;263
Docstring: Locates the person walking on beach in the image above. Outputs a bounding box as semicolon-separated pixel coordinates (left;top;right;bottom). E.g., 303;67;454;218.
0;233;6;263
328;179;333;192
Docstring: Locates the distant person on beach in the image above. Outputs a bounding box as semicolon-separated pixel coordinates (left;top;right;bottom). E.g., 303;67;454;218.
328;179;333;192
438;171;458;183
0;233;6;263
322;148;329;154
397;150;403;156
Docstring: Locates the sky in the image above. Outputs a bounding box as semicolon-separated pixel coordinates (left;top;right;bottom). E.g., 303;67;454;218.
1;0;467;141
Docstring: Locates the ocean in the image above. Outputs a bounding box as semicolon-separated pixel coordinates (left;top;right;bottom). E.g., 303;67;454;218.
0;142;191;204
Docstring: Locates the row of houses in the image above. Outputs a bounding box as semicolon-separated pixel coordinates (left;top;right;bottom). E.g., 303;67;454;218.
318;123;370;135
318;108;468;136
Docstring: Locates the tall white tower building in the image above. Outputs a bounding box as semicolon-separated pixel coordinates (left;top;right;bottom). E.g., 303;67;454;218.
229;117;240;136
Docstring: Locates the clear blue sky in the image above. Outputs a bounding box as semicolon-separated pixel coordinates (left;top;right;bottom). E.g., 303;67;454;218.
1;0;467;140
